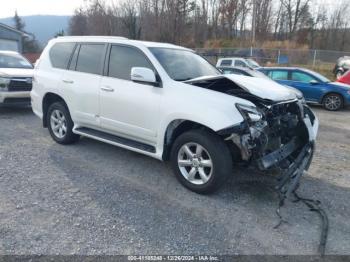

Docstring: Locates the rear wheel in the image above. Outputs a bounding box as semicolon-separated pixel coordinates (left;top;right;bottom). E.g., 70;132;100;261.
47;102;79;144
323;93;343;111
170;129;233;194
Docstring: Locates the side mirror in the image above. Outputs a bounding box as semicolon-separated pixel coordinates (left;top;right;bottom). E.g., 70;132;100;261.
310;80;319;85
131;67;160;87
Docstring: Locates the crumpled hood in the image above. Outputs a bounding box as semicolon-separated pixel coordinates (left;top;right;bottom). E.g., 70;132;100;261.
0;68;33;78
186;74;297;101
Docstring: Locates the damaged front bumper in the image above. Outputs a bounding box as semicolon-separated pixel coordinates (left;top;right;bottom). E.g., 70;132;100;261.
258;104;318;196
219;100;319;196
219;101;327;255
257;110;318;170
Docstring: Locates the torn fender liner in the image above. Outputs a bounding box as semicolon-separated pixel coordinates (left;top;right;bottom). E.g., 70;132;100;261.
272;142;329;256
293;190;329;256
276;142;313;198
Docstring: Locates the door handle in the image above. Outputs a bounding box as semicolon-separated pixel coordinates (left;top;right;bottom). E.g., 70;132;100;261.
101;86;115;92
62;79;74;84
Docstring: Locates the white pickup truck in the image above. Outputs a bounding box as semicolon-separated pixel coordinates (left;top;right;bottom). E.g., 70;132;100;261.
0;51;33;106
31;36;318;194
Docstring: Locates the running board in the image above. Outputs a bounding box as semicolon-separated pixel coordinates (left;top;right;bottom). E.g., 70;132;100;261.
74;127;156;153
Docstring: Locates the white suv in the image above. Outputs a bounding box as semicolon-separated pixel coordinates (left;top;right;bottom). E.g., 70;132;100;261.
0;51;33;106
31;36;318;194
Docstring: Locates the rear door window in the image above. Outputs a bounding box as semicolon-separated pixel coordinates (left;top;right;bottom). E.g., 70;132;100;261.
268;70;289;80
49;42;75;69
75;44;106;75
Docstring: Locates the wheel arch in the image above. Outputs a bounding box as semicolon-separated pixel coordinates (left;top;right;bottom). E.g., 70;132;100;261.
321;92;344;105
162;120;218;161
42;92;68;127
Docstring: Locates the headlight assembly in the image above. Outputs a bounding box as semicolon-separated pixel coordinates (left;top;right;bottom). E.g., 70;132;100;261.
236;103;263;122
0;77;10;91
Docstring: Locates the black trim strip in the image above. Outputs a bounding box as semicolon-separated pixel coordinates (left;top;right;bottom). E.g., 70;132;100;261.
75;127;156;153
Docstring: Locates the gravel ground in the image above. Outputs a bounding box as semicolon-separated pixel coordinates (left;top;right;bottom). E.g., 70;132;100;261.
0;105;349;255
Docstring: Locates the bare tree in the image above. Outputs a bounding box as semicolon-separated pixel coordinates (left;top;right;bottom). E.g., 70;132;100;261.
120;0;141;39
67;0;350;51
255;0;273;40
280;0;310;39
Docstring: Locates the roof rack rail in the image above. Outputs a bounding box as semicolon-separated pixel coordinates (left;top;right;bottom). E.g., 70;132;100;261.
56;36;128;40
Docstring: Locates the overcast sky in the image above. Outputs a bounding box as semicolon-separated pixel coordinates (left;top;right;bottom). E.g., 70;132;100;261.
0;0;338;19
0;0;88;18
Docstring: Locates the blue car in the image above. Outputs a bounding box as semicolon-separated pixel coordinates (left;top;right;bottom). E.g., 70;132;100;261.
259;67;350;111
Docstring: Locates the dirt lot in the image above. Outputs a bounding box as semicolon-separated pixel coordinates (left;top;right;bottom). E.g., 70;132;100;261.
0;105;349;255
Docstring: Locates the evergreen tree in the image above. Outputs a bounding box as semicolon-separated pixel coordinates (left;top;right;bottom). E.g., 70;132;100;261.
12;11;41;52
54;30;65;38
13;10;25;31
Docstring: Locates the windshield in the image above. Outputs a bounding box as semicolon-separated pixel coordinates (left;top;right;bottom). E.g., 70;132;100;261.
0;53;33;69
246;59;260;68
149;48;220;81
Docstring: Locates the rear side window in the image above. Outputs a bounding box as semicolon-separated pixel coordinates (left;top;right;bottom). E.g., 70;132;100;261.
76;44;105;75
268;70;289;80
108;45;153;80
49;42;75;69
220;60;232;66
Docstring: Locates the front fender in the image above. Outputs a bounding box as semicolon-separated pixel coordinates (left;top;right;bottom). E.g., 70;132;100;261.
161;110;244;134
156;108;245;158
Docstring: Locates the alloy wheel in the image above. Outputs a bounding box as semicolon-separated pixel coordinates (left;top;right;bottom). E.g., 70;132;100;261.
50;109;67;139
177;142;213;185
324;95;341;111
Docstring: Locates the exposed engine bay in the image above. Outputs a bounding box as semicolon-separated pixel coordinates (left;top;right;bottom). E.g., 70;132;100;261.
187;76;328;255
186;77;316;174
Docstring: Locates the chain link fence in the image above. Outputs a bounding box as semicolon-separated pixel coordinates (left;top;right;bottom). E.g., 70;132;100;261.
196;47;350;72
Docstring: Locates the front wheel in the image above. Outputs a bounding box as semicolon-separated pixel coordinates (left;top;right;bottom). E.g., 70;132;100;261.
170;129;233;194
323;93;343;111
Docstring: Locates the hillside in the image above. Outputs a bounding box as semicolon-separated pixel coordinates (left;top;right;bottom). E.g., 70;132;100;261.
0;15;70;46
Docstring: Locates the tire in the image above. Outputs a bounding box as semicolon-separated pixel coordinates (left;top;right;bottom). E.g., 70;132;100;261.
170;129;233;194
322;93;343;111
47;102;79;144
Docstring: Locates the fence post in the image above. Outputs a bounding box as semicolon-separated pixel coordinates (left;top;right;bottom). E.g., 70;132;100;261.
313;49;317;68
250;46;253;57
277;49;280;64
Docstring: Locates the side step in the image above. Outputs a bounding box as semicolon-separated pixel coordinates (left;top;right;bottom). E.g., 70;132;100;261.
74;127;156;153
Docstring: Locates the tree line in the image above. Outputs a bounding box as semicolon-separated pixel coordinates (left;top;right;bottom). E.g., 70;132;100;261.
67;0;349;51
